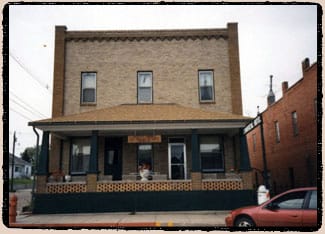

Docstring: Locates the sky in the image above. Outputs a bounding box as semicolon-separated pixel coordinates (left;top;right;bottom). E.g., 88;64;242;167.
7;4;318;156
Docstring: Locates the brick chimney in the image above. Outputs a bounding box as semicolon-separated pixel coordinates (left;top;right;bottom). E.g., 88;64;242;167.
282;81;288;95
302;57;310;75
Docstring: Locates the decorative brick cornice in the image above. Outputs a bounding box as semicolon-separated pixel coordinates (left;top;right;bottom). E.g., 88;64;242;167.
65;28;228;42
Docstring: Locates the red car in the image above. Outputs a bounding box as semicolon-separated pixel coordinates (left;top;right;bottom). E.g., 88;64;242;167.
225;187;317;227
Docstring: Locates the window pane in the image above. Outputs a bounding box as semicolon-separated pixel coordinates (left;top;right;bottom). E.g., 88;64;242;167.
200;136;223;172
138;87;152;103
200;143;220;153
292;112;299;135
200;87;213;101
82;73;96;88
138;72;152;103
82;72;96;103
171;145;184;163
171;165;185;179
83;89;95;102
138;73;152;87
138;144;152;170
308;191;317;209
275;121;280;143
201;153;223;170
199;71;213;86
71;138;91;173
199;71;214;102
273;191;306;209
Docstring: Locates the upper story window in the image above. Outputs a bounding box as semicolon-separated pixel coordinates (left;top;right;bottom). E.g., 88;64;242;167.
81;72;96;104
275;121;280;143
199;70;214;102
138;71;153;103
292;111;299;136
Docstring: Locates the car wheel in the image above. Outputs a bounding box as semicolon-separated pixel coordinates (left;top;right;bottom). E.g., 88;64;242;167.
235;217;255;227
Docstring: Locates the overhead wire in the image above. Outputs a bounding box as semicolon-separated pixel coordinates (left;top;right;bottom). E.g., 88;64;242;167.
9;50;52;94
9;90;49;119
9;107;34;121
10;98;47;120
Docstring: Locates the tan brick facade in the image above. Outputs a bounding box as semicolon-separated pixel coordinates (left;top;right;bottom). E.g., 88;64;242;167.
63;35;233;115
37;24;253;196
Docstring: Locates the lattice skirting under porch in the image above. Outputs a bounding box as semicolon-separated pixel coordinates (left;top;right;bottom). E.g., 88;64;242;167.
97;181;192;192
202;180;243;190
47;183;87;193
46;180;243;193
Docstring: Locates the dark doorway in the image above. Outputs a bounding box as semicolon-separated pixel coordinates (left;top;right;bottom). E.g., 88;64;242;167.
105;137;123;180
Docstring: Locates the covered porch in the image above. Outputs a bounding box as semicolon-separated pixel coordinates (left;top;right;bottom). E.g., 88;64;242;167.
29;104;255;213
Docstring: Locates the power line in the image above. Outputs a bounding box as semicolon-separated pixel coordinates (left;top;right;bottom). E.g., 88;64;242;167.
10;90;49;119
9;51;52;94
10;98;47;119
9;107;34;121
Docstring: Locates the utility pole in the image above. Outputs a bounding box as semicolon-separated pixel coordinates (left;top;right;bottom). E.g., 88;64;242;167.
10;131;17;192
259;114;270;189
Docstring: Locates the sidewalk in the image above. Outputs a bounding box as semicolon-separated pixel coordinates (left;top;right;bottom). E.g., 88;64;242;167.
10;210;229;228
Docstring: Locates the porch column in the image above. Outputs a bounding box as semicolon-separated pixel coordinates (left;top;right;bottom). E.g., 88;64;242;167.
36;131;49;193
38;131;49;175
87;130;98;192
191;129;202;190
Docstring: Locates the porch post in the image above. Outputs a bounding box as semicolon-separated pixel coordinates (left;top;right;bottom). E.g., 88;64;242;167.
87;130;98;192
36;131;49;193
38;131;49;175
191;129;200;171
88;130;98;173
191;129;202;190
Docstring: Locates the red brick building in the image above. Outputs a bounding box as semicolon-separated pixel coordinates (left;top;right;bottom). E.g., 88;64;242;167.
246;58;318;194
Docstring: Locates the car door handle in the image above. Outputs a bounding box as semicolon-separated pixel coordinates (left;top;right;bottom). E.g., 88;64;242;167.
290;215;299;218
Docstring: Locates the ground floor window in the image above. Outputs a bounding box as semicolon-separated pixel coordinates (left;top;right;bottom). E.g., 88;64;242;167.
200;136;224;172
71;138;91;174
137;144;153;171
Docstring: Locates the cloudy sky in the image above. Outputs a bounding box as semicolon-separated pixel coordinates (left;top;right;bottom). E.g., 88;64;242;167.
8;4;318;156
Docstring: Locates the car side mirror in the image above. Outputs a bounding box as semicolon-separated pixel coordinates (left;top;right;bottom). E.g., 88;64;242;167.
266;202;279;210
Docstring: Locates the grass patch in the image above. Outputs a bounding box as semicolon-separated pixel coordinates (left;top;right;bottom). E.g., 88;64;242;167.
9;178;33;185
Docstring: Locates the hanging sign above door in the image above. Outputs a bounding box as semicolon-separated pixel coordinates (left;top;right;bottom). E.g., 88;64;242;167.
128;135;162;143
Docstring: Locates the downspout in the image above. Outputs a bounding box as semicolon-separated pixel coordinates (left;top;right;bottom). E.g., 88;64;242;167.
31;126;39;210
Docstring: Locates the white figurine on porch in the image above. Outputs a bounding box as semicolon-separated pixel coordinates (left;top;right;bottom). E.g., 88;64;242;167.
138;163;151;181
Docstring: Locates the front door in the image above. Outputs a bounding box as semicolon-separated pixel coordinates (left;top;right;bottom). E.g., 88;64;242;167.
104;137;122;180
168;143;187;179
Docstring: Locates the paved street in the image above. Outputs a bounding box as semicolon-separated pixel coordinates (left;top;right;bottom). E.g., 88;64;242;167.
13;211;228;227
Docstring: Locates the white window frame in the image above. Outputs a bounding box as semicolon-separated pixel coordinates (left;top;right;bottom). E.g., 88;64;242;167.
81;72;97;104
137;71;153;104
168;143;187;180
199;70;215;102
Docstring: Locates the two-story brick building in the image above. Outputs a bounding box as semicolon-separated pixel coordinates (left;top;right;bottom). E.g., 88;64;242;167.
246;58;318;195
29;23;255;213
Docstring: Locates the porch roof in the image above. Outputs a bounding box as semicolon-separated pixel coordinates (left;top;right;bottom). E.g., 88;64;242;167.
29;104;252;132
